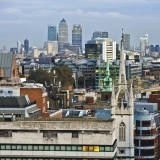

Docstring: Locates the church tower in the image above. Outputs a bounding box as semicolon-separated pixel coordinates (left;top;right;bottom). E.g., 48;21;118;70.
102;57;112;92
111;29;134;159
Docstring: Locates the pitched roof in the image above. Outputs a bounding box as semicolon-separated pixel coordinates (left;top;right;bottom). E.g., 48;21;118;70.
0;52;14;78
60;18;66;22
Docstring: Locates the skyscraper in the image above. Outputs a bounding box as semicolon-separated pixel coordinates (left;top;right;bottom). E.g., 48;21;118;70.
140;34;149;52
48;25;57;41
123;34;130;51
150;45;154;52
24;39;29;54
95;38;116;63
101;31;108;38
92;31;101;40
155;45;159;52
72;24;82;51
17;41;21;54
58;19;68;52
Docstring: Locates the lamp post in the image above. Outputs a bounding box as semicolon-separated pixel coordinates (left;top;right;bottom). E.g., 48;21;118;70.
84;78;86;88
53;70;57;84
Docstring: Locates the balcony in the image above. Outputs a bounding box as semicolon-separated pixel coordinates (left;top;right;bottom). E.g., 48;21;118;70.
135;146;155;149
134;134;157;140
135;155;155;159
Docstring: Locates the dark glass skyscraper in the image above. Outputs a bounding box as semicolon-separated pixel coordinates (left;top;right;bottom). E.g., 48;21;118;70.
101;31;108;38
48;25;57;41
155;45;159;52
85;43;102;58
92;31;101;40
123;34;130;51
24;39;29;54
72;24;82;51
150;45;154;52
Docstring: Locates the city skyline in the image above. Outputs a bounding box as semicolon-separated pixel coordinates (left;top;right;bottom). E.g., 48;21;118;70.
0;0;160;49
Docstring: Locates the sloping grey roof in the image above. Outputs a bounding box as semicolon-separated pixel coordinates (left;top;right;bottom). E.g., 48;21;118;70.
78;65;88;68
60;18;66;22
63;62;72;65
0;96;28;108
0;52;14;78
87;62;95;65
68;65;76;68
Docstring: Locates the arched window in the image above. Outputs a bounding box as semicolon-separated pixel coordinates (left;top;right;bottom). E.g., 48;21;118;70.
119;122;126;141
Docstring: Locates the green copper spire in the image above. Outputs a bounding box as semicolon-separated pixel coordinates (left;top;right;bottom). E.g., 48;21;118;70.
102;56;112;92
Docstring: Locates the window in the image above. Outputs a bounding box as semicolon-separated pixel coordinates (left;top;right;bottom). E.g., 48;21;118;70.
6;145;11;149
72;132;79;138
66;146;71;151
136;120;140;127
72;146;77;151
119;122;126;141
142;120;150;127
11;145;16;150
0;144;116;153
33;145;38;150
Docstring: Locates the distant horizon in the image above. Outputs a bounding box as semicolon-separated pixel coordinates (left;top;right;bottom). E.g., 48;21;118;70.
0;0;159;49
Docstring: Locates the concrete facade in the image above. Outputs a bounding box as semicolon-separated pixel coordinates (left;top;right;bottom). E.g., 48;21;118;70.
0;118;116;159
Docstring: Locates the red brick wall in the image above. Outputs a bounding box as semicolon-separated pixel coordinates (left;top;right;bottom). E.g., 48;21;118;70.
20;88;48;115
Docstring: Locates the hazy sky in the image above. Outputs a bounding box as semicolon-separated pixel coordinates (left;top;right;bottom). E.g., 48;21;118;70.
0;0;159;49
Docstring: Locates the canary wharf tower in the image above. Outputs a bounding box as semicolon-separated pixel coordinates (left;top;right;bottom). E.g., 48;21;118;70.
58;19;68;52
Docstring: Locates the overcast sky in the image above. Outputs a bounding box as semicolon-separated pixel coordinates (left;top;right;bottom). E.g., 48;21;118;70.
0;0;159;49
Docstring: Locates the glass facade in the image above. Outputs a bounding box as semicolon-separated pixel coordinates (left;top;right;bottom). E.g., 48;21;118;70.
58;19;68;52
85;44;102;58
0;158;115;160
24;39;29;54
48;25;57;41
72;24;82;52
0;143;116;152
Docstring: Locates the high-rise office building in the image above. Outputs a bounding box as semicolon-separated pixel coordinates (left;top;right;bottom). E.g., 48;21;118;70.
101;31;108;38
17;41;21;54
140;34;149;52
95;38;116;63
123;34;130;51
155;45;159;52
24;39;29;54
85;43;102;58
48;25;57;41
58;19;68;52
150;45;154;52
92;31;101;40
72;24;82;52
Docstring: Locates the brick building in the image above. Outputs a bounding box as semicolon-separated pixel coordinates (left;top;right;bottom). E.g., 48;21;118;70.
0;52;18;80
20;84;49;117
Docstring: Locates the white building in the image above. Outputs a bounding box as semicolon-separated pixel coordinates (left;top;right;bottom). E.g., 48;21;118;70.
17;41;21;54
140;34;149;52
95;38;116;63
0;118;117;159
111;31;134;159
32;47;39;57
44;41;58;55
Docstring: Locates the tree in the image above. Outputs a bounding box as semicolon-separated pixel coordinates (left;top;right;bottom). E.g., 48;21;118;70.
28;66;75;87
28;69;53;85
51;65;75;86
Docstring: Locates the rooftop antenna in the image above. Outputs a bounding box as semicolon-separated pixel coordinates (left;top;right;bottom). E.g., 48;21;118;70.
53;70;57;84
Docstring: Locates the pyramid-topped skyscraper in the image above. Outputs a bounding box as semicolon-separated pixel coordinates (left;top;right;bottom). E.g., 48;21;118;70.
58;18;68;52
